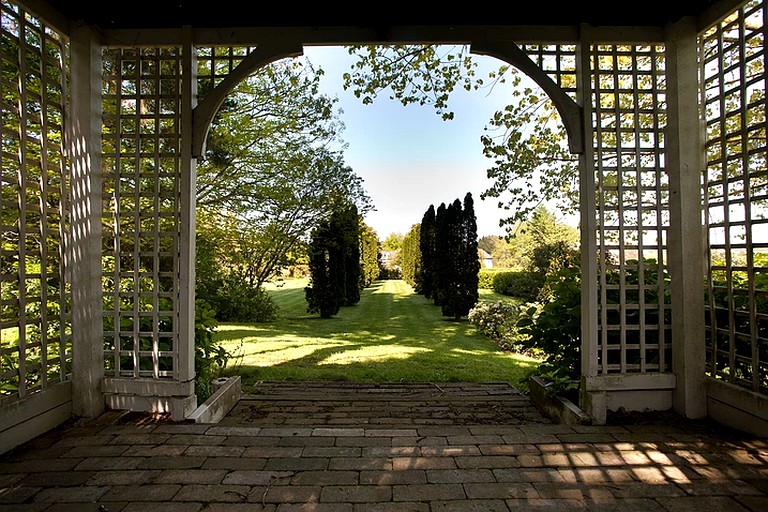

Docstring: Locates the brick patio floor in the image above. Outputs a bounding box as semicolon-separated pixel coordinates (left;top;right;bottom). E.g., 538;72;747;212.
1;381;767;511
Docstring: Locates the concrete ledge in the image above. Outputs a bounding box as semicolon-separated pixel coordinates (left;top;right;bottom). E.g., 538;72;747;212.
706;377;768;437
188;376;242;424
529;376;591;425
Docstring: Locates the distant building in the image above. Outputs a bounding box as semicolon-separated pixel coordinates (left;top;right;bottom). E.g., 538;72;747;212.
478;249;494;269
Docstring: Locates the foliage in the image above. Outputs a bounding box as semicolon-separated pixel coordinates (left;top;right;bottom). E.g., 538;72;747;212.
305;202;363;317
419;205;437;299
381;232;404;251
478;268;507;289
344;45;578;230
218;279;540;385
399;224;421;289
515;263;582;391
212;278;279;323
196;56;372;293
468;300;530;353
194;299;232;401
359;222;381;288
492;271;545;302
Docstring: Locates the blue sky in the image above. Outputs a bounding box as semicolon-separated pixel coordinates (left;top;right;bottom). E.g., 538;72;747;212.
302;45;523;239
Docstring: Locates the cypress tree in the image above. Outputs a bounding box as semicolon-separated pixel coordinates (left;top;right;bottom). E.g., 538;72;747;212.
432;202;448;306
419;205;436;298
305;219;342;318
436;193;481;320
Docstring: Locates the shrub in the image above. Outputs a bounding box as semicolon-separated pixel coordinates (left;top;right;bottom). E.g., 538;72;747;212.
492;271;545;301
516;263;581;392
478;268;500;289
468;300;531;354
214;278;279;323
194;299;232;401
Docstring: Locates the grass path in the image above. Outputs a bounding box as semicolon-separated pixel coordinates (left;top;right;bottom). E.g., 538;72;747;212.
216;279;539;390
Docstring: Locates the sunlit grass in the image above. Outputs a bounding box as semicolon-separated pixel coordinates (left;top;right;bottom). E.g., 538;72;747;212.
217;278;540;391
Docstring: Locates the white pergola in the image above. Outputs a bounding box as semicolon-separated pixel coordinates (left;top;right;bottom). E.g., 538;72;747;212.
2;0;766;454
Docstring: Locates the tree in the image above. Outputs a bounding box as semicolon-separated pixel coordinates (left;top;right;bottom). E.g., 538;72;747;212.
381;232;404;251
400;224;421;288
305;219;342;318
438;194;480;320
305;202;363;317
419;205;437;299
343;45;578;231
196;57;372;292
359;221;381;288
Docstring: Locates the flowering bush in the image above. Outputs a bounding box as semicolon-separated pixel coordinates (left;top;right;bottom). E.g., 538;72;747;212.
468;300;531;353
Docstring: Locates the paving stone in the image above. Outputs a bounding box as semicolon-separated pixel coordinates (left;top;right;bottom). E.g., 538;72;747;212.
290;470;359;485
20;470;95;486
263;457;329;471
392;457;456;470
447;435;504;445
312;428;365;437
463;482;539;499
173;484;250;502
243;446;303;458
202;505;275;512
353;503;429;512
260;485;323;503
320;485;392;503
260;428;313;437
63;445;129;457
365;429;418;437
656;496;752;512
53;435;115;447
122;503;204;512
167;434;226;446
87;469;162;485
110;434;172;445
328;457;392;471
155;469;228;484
32;486;108;502
205;425;261;437
138;457;207;469
275;504;351;512
335;437;391;447
101;484;182;501
456;455;519;469
201;457;267;470
152;424;212;435
420;445;481;456
493;468;566;483
222;470;294;486
45;503;129;512
393;483;465;501
360;470;427;485
363;446;418;457
505;498;584;510
183;445;245;457
123;445;187;457
0;458;80;473
223;436;282;447
479;444;539;455
75;457;144;470
278;437;335;447
302;446;360;458
0;485;42;503
426;469;495;483
430;499;510;512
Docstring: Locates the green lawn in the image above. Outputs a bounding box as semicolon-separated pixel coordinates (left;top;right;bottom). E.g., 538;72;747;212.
216;278;539;391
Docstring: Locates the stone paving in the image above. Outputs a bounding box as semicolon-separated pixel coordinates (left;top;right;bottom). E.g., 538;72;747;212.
0;381;767;511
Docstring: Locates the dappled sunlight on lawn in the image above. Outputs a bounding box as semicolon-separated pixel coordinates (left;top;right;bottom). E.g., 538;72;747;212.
318;345;431;365
215;279;542;385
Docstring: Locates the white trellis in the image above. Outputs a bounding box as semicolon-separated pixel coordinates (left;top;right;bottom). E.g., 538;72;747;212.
1;0;767;454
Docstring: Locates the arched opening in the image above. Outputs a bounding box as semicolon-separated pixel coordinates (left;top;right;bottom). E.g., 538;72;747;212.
191;42;580;402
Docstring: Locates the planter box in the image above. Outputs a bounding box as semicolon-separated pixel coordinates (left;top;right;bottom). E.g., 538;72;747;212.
529;375;591;425
187;376;242;424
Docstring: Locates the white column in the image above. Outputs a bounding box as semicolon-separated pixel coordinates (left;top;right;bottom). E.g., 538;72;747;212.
178;27;198;388
68;24;104;418
665;17;707;419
